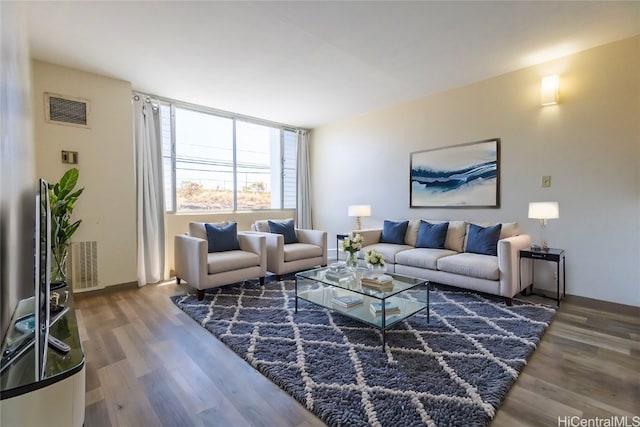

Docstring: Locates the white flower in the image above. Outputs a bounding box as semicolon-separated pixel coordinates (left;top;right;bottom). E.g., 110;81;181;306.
342;233;364;253
365;249;385;266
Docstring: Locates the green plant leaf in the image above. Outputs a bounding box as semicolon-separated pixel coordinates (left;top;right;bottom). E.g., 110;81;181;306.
48;168;84;281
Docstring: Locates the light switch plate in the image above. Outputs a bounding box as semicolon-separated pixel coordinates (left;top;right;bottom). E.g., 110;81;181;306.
542;175;551;188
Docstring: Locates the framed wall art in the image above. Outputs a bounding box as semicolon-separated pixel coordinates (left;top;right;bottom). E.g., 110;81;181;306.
410;138;500;208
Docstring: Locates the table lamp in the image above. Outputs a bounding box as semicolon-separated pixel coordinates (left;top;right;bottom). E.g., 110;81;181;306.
528;201;559;251
347;205;371;230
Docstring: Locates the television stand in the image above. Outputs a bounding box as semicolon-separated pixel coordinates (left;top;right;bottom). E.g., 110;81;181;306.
0;285;85;426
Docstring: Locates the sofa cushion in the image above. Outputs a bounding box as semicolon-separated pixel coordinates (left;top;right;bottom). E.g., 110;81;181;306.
380;220;409;244
207;250;260;274
190;221;228;241
404;220;421;247
268;219;298;244
416;221;449;249
471;222;520;240
360;243;413;264
437;252;500;281
283;243;322;262
205;222;241;253
396;248;457;270
466;223;502;256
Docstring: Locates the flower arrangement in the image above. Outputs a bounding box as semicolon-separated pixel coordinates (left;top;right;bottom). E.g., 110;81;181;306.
342;233;364;254
342;233;364;269
365;249;386;267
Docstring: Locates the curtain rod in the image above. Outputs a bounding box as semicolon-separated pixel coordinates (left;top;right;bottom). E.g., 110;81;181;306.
132;90;307;132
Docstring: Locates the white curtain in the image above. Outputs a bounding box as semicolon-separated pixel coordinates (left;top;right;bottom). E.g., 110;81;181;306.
133;95;165;286
296;130;312;229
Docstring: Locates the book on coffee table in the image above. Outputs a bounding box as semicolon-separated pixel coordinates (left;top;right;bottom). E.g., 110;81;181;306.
369;301;401;316
325;263;354;281
361;273;394;291
331;295;364;309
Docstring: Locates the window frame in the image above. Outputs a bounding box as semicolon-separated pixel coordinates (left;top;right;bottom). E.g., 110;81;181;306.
154;95;300;213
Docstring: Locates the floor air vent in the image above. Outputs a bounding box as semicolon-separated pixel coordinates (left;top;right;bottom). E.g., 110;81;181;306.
69;241;99;292
45;92;91;128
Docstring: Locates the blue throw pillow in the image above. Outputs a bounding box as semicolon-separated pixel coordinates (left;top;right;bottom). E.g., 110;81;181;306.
416;221;449;249
205;222;241;253
466;223;502;256
380;220;409;245
268;219;298;244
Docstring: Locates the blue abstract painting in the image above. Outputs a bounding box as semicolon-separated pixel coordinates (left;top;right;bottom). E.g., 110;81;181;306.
410;139;500;207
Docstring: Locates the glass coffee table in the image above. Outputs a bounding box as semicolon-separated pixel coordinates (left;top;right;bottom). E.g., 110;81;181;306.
295;266;429;350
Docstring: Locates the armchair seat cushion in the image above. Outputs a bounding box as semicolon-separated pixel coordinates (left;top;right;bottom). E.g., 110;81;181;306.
283;243;322;262
207;250;261;275
437;252;499;281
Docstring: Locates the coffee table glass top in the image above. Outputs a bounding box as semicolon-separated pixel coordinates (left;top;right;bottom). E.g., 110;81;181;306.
296;266;426;299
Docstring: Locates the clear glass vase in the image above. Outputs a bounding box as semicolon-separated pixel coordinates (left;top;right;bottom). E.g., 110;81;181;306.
367;263;386;274
51;244;69;284
345;251;358;270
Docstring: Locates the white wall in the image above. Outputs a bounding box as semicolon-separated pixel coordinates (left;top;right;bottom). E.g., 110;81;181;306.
32;60;137;289
311;37;640;307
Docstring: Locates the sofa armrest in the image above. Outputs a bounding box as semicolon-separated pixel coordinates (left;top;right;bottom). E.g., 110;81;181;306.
174;234;208;289
497;234;532;298
238;232;266;271
350;229;382;247
238;232;265;255
248;231;285;271
296;229;328;266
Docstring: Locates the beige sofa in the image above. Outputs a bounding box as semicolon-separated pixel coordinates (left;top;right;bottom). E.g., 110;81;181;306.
175;222;266;300
251;220;328;279
355;220;532;305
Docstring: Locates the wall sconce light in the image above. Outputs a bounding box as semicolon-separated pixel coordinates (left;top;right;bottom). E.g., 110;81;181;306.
528;201;559;250
347;205;371;230
541;75;559;106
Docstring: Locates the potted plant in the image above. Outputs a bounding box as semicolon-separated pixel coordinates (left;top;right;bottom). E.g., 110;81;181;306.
49;168;84;285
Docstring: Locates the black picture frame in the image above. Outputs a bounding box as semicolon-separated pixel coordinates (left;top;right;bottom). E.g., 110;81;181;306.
410;138;500;208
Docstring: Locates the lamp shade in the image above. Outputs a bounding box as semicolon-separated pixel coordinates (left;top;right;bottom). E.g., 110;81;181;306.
347;205;371;217
528;202;559;219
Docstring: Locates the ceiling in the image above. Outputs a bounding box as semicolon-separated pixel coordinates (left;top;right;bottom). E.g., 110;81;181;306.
17;1;640;129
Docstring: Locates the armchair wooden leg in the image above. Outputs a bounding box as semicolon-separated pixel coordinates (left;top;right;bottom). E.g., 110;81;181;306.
197;290;205;301
176;277;181;285
259;276;265;286
505;297;512;306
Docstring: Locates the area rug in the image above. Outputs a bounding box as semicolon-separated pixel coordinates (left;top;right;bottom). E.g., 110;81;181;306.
171;278;556;427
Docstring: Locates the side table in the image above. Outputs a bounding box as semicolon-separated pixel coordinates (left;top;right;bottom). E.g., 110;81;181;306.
336;233;349;261
519;248;566;307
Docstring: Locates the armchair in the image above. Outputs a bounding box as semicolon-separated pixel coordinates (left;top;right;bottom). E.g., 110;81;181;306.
175;222;266;300
251;219;328;279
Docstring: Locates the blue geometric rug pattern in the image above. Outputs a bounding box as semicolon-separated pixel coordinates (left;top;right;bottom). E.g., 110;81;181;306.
171;278;556;427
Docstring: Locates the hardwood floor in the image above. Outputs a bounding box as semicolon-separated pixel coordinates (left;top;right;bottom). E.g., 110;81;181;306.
74;282;639;426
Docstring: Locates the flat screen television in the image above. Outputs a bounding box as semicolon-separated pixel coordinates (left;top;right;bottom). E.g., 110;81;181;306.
0;179;51;380
34;178;51;380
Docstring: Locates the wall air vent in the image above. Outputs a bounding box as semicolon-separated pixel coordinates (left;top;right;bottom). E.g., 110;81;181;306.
69;241;99;292
44;92;91;128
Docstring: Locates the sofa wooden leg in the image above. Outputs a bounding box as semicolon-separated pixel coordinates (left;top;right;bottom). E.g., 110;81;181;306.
176;277;181;285
197;290;205;301
259;276;265;286
505;297;512;306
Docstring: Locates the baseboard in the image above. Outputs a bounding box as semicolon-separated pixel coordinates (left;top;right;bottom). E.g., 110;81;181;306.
72;281;138;299
562;293;639;316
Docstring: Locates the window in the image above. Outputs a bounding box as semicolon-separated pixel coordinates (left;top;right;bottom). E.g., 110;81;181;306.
160;103;298;212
